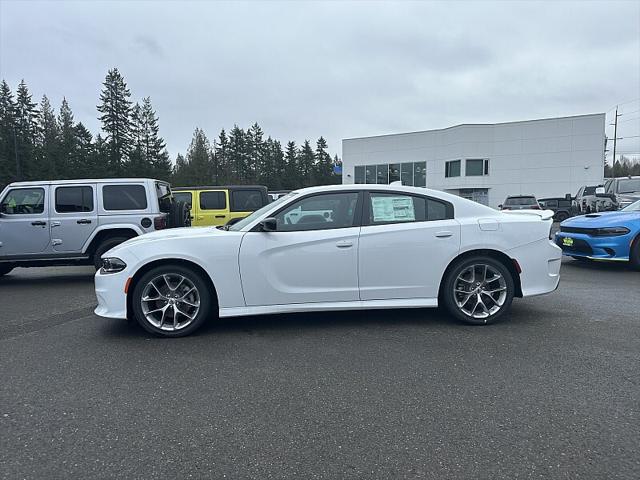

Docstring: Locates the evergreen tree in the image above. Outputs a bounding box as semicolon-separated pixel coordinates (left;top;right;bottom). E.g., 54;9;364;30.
97;68;132;175
314;136;334;185
247;122;264;184
214;129;230;184
58;97;76;177
37;95;60;179
172;128;212;186
283;141;298;189
297;140;315;187
14;80;39;180
72;122;95;178
0;80;17;186
228;125;247;183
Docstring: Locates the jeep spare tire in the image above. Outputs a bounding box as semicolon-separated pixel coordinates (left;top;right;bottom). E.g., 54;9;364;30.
168;201;190;228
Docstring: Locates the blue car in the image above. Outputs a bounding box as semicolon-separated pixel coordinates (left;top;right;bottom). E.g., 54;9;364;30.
555;200;640;269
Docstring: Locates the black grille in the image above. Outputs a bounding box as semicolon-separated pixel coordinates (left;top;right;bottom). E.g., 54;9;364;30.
560;226;597;235
556;237;593;255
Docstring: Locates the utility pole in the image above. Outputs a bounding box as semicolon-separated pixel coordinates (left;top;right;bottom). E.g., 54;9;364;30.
612;106;620;176
12;125;21;181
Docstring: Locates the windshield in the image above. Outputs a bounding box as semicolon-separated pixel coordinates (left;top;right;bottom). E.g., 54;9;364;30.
505;197;536;206
228;192;297;231
618;179;640;194
622;199;640;212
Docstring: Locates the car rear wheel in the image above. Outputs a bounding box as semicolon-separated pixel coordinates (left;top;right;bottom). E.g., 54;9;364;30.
0;264;14;276
442;256;515;325
131;265;214;337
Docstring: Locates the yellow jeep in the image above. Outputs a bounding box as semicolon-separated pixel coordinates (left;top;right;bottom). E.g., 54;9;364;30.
172;185;269;227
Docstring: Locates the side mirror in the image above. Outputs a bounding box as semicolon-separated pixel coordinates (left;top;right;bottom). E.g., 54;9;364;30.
259;217;277;232
595;187;606;196
498;204;503;209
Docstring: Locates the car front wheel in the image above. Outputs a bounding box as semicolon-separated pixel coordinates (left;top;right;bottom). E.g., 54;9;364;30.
442;256;515;325
131;265;214;337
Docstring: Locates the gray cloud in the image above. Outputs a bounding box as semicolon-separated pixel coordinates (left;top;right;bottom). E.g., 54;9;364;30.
0;0;638;162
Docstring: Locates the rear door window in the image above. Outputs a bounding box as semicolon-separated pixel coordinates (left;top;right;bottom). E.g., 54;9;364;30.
200;191;226;210
56;186;94;213
231;190;264;212
102;185;148;210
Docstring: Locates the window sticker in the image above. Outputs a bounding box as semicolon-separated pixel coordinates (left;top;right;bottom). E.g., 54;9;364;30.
371;196;415;222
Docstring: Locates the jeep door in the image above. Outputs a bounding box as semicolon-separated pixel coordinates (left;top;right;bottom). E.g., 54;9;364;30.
0;186;51;256
50;184;98;252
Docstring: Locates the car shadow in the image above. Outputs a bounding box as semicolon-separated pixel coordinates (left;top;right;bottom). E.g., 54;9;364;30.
563;257;636;272
0;272;96;286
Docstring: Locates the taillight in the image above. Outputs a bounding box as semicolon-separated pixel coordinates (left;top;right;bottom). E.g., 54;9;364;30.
154;215;167;230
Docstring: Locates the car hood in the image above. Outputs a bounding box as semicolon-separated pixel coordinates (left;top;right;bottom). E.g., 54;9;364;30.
561;211;640;228
106;227;227;257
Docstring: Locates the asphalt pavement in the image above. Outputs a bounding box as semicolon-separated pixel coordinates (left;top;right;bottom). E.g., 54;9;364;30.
1;259;639;479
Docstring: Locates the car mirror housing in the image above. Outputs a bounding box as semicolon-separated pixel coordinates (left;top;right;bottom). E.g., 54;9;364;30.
260;217;277;232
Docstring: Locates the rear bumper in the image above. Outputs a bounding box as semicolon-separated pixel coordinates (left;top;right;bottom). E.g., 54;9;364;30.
507;238;562;297
554;232;631;261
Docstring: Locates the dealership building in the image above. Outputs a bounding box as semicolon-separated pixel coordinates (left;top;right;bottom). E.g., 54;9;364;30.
342;113;605;208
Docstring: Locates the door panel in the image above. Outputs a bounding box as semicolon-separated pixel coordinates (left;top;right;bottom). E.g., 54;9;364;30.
50;184;98;252
239;227;360;306
359;220;460;300
0;186;51;256
195;190;229;226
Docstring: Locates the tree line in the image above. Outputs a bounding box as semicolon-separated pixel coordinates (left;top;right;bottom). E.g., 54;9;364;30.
0;68;341;190
605;156;640;178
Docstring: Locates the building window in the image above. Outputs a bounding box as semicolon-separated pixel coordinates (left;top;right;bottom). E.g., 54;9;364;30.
413;162;426;187
401;163;413;186
365;165;376;184
389;164;400;183
445;160;461;178
376;164;388;184
354;166;365;184
466;158;489;176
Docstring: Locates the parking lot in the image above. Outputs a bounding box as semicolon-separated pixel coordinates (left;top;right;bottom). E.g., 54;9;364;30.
1;258;639;479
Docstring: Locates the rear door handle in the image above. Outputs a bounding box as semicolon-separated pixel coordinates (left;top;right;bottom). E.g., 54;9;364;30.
77;219;92;224
215;215;226;219
336;240;354;248
31;221;46;226
435;231;453;238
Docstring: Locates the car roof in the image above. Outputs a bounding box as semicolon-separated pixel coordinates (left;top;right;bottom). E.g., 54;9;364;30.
172;185;267;191
7;178;163;187
505;195;536;199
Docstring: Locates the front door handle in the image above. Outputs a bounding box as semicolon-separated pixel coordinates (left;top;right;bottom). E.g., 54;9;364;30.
50;221;61;227
336;240;354;248
435;231;453;238
31;221;46;226
77;219;92;224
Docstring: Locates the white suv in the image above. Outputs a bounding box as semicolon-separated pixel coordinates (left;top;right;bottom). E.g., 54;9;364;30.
0;178;189;276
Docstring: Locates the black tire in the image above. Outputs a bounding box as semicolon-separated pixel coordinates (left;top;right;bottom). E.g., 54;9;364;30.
555;212;569;223
167;201;190;228
441;255;515;325
630;236;640;271
93;236;132;270
130;264;214;337
0;264;14;276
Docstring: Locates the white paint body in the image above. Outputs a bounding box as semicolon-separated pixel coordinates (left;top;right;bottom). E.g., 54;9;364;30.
95;185;561;320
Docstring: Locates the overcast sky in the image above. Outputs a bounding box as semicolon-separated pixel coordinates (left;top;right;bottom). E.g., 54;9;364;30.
1;0;639;161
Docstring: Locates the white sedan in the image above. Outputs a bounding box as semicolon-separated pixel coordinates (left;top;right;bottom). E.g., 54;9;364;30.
95;185;561;337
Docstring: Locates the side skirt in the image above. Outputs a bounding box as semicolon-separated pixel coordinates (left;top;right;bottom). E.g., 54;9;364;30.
219;298;439;318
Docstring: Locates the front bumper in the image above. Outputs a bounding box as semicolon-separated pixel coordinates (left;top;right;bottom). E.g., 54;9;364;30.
94;269;130;319
554;232;631;261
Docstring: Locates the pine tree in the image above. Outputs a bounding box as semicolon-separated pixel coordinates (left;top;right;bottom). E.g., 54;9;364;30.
247;122;264;184
172;128;212;186
228;125;247;183
14;80;39;180
73;122;95;178
314;136;334;185
214;129;230;184
298;140;315;187
58;97;76;177
97;68;132;175
0;80;17;186
37;95;60;179
283;141;298;189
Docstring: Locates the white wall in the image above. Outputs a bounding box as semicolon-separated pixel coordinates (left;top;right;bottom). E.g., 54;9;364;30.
342;114;605;208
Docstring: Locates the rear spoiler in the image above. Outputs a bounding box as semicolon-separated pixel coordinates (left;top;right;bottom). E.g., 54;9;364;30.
501;209;555;221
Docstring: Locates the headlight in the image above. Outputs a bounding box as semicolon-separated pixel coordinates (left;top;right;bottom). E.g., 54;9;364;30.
592;227;630;237
101;257;127;273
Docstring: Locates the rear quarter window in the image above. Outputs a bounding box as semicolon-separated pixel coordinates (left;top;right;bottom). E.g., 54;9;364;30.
231;189;265;212
102;185;148;211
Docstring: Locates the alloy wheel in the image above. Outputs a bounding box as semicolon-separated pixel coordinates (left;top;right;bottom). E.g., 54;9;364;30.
453;264;508;320
140;273;200;331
